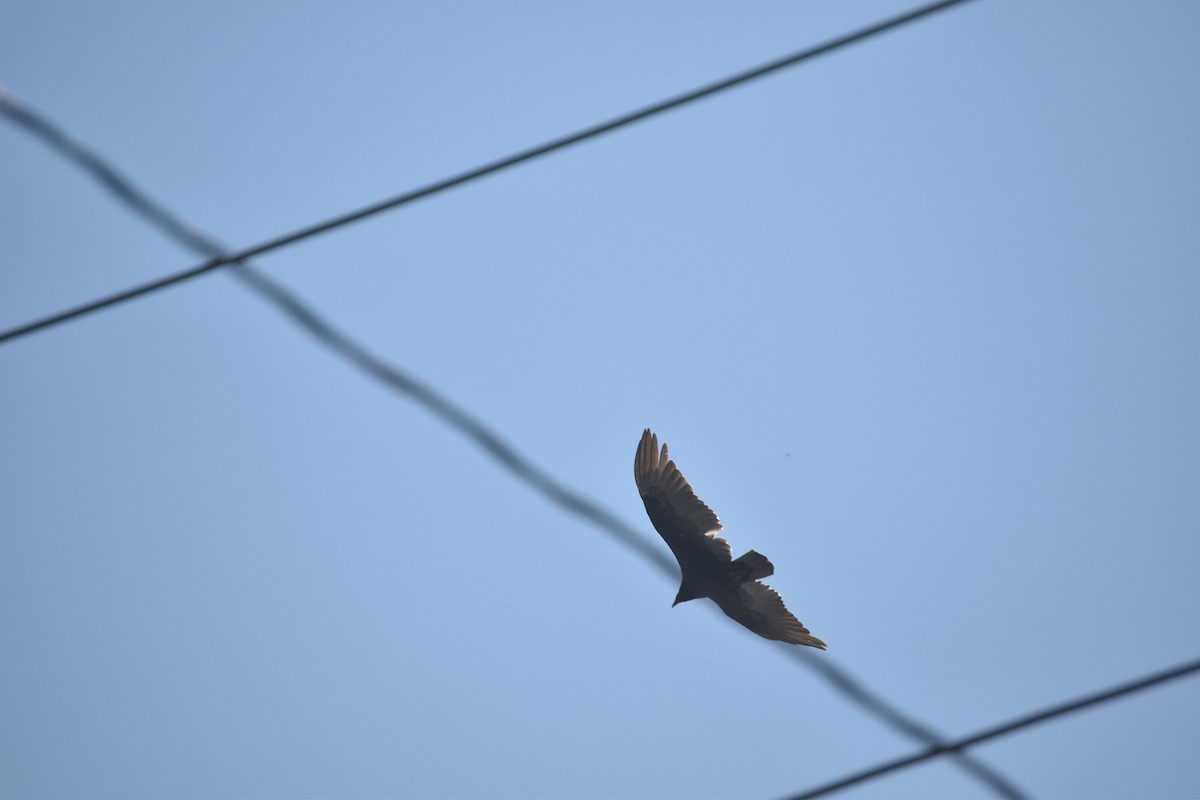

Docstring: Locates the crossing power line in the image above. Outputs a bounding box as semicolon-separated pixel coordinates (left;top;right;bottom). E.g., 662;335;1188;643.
783;657;1200;800
0;6;1028;798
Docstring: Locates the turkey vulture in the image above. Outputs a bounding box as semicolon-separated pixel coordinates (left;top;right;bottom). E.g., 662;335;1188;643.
634;429;826;649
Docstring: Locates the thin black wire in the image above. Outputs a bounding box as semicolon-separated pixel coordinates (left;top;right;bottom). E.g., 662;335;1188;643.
0;0;977;346
2;14;1028;790
782;657;1200;800
2;5;1027;798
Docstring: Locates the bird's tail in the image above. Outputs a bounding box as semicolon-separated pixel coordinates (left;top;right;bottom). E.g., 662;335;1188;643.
731;550;774;581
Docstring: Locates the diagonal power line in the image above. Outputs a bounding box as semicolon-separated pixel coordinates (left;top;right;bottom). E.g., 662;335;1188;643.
1;6;1028;799
0;0;978;345
1;20;1028;794
782;657;1200;800
1;5;1022;798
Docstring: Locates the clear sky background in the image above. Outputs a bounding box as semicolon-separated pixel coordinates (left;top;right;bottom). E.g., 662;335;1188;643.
2;2;1199;799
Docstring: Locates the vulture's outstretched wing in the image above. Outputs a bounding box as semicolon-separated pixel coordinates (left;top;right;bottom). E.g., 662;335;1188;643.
634;429;732;566
711;580;827;649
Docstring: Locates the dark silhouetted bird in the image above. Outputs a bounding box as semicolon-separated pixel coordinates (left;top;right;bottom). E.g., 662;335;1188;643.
634;429;826;649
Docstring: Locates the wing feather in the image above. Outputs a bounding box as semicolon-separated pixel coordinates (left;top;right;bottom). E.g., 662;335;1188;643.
634;429;732;565
710;580;827;649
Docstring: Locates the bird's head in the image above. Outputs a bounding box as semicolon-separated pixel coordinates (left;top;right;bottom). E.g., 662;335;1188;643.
672;587;700;607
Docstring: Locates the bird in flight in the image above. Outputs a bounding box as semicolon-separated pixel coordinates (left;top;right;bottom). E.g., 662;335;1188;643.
634;429;826;649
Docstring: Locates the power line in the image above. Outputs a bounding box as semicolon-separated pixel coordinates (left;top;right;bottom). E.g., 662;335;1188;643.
0;0;977;346
1;8;1025;789
782;657;1200;800
1;78;1026;800
781;648;1026;798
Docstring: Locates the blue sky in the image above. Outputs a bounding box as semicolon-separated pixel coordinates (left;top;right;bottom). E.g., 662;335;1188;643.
2;2;1199;798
